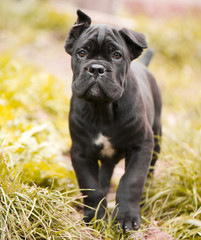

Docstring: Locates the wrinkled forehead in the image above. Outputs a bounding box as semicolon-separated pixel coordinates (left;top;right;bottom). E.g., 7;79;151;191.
78;25;125;47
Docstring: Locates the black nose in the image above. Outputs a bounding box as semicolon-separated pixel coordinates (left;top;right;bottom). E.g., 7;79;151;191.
88;64;105;76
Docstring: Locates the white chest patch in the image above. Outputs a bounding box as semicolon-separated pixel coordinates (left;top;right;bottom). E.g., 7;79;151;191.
94;133;115;158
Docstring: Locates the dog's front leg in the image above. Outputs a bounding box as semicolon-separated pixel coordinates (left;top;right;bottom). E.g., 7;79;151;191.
114;134;154;232
71;145;106;223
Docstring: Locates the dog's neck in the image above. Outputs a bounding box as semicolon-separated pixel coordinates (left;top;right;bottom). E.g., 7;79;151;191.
87;100;117;125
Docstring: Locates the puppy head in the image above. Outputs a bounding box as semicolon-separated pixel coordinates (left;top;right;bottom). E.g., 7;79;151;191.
65;10;147;102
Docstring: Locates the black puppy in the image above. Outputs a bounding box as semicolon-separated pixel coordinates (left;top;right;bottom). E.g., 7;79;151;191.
65;10;162;232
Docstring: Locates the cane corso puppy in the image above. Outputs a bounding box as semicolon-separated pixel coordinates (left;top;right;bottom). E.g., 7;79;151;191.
65;10;162;232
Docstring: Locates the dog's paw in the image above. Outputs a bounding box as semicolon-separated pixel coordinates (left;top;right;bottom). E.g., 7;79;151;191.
83;201;107;223
118;217;141;233
114;205;141;232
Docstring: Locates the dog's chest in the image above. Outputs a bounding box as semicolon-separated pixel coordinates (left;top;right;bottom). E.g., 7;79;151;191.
94;133;115;158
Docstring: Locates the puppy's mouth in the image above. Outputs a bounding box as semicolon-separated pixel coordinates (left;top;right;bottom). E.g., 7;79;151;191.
72;63;124;102
85;82;106;101
73;79;108;101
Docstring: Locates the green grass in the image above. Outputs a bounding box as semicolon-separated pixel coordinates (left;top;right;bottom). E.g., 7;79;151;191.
0;0;201;239
0;166;102;239
139;14;201;239
0;56;73;189
142;128;201;239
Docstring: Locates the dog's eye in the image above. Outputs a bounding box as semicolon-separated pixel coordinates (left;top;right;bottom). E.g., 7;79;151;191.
113;52;122;60
77;50;86;58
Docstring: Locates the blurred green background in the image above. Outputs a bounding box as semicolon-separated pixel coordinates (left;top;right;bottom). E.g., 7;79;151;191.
0;0;201;239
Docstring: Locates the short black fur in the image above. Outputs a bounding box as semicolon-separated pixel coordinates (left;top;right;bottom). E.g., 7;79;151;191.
65;10;162;232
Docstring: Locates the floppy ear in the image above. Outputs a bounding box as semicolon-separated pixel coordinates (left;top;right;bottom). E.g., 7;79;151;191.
119;28;147;60
65;10;91;55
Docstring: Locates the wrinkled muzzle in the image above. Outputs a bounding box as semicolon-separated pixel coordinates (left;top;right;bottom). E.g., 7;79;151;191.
72;61;124;102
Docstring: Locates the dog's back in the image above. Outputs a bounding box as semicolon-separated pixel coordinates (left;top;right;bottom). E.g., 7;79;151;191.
130;49;162;128
131;49;162;170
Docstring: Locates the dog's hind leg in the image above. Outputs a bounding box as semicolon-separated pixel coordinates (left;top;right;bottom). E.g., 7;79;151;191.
149;119;162;174
99;161;115;196
149;75;162;175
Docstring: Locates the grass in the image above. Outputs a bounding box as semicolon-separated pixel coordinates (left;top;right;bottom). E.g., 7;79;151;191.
139;15;201;239
0;168;101;239
0;55;73;189
142;128;201;239
0;0;201;239
0;0;73;50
